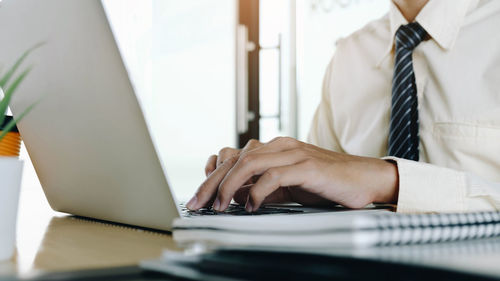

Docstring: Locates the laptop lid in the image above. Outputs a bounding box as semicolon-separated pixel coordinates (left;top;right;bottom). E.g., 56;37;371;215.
0;0;180;230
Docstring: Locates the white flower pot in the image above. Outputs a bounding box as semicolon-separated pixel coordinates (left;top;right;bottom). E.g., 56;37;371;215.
0;157;23;261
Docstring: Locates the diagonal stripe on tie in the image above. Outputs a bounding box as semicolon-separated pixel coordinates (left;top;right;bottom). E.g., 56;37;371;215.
391;83;412;106
389;107;411;140
387;22;427;161
393;133;413;157
399;28;417;46
394;51;412;70
392;70;414;93
393;61;413;83
388;120;411;153
390;95;412;125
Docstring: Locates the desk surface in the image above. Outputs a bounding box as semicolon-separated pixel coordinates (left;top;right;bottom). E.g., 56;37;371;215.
0;150;180;279
4;150;500;280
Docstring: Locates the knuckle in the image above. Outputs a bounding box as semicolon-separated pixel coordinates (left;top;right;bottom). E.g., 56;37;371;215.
222;154;239;166
218;147;232;156
271;136;298;146
247;139;259;146
243;139;261;152
270;136;285;143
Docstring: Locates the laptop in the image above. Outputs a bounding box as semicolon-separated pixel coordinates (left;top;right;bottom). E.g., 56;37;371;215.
0;0;350;232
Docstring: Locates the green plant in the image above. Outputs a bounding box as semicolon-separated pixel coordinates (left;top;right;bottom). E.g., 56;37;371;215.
0;43;43;141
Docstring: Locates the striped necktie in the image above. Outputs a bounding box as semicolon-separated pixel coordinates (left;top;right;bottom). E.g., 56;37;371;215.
388;22;427;161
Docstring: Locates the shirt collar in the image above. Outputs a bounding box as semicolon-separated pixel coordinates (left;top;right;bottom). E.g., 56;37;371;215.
377;0;479;68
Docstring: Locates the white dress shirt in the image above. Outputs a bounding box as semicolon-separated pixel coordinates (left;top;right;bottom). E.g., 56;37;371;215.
308;0;500;213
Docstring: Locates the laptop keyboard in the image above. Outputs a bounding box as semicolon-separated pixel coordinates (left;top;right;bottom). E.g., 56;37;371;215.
180;203;303;217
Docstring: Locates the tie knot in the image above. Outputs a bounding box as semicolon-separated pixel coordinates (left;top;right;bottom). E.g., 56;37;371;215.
395;22;427;51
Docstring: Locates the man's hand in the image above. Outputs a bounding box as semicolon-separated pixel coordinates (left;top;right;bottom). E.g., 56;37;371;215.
186;137;399;212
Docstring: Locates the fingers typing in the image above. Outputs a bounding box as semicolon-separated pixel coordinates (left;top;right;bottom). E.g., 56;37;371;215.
213;149;306;211
245;163;306;212
187;155;238;210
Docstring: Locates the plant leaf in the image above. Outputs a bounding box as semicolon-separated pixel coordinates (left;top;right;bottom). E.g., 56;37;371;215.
0;68;32;127
0;101;38;141
0;86;5;113
0;42;44;89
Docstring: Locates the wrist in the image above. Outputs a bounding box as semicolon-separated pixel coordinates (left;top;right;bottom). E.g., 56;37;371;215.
372;159;399;203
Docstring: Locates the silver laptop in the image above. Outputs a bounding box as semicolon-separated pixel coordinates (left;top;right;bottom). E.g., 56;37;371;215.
0;0;333;231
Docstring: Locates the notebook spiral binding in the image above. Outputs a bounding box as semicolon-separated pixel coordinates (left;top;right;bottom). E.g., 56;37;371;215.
373;211;500;246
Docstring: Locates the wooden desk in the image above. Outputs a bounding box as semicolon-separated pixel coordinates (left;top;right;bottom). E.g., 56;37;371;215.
16;216;178;275
0;150;180;279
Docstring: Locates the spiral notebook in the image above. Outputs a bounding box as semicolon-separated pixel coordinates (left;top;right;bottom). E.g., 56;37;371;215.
173;209;500;248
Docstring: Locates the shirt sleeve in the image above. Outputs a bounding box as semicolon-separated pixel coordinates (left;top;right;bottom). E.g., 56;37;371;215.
384;156;500;213
307;57;343;152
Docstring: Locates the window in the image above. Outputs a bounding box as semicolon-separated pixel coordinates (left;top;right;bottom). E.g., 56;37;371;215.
103;0;237;200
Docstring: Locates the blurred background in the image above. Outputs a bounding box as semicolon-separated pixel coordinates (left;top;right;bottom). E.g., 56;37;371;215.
101;0;389;200
20;0;389;201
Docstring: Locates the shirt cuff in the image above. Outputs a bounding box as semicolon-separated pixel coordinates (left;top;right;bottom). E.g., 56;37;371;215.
382;156;467;213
